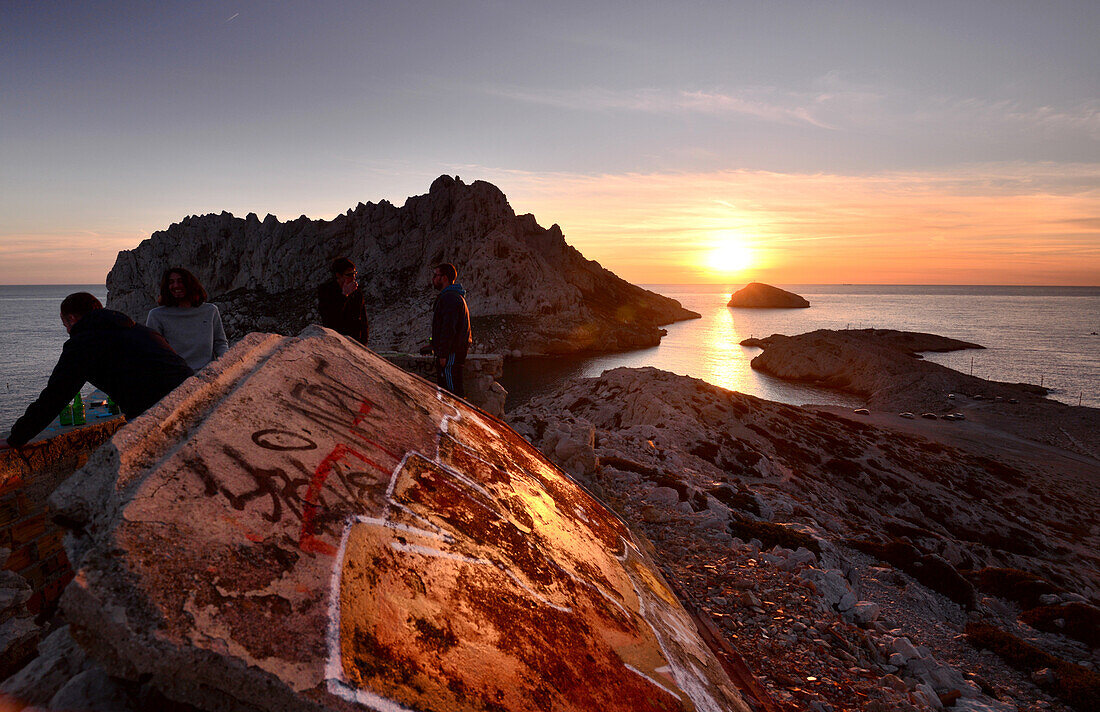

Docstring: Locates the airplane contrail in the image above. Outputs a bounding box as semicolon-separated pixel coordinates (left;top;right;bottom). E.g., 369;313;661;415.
225;13;239;23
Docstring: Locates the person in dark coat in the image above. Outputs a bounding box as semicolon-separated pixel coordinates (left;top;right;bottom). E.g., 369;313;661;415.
1;292;194;449
317;257;369;344
424;262;471;397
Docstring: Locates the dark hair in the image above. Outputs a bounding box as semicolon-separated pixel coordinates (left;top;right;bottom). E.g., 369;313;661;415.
331;257;355;276
60;292;103;318
158;267;208;307
434;263;457;282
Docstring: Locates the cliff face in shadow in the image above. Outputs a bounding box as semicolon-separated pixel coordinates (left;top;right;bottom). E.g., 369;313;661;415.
105;176;698;355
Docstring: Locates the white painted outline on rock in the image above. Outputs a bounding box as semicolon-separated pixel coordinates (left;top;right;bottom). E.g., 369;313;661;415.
321;386;728;710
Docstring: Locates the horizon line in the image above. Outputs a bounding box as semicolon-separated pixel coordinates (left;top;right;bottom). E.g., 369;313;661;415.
2;282;1098;289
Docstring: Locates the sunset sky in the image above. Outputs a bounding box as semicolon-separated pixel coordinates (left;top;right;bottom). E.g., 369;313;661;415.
2;1;1098;285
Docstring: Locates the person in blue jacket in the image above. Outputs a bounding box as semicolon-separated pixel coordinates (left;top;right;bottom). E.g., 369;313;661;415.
424;263;471;397
1;293;193;449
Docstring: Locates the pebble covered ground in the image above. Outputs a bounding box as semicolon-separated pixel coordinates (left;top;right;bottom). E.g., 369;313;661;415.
628;503;1075;712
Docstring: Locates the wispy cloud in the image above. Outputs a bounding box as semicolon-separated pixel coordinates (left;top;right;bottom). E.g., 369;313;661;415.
808;73;1100;142
483;86;833;128
485;78;1100;145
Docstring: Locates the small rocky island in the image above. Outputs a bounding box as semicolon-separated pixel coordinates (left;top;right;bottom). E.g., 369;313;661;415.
727;282;809;308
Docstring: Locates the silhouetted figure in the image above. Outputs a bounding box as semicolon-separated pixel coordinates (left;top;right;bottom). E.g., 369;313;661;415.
146;267;228;371
423;263;471;398
1;293;193;449
317;257;369;344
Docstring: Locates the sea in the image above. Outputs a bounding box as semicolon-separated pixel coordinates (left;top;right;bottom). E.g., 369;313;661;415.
1;284;1098;433
498;284;1100;412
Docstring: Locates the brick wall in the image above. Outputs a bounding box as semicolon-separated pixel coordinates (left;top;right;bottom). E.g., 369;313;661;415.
0;420;123;615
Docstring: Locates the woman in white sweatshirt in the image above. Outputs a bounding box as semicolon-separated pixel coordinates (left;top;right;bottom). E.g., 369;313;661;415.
146;267;228;371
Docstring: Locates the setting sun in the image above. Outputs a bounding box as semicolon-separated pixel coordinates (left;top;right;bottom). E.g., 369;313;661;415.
704;237;755;276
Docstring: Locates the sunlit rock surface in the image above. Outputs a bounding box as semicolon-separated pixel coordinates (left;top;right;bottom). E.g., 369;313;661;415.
508;366;1100;710
49;326;750;712
742;328;993;411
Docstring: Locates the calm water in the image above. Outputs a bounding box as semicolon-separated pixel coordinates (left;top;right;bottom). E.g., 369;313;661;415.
2;284;1098;432
501;285;1100;411
0;285;109;430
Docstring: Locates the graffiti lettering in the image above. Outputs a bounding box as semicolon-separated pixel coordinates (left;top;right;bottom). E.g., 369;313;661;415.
252;429;318;451
186;446;311;524
188;443;391;541
187;356;421;552
301;444;390;555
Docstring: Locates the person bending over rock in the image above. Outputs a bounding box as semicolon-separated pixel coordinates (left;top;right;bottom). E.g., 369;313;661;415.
317;257;369;344
146;267;228;371
1;293;194;449
421;262;471;398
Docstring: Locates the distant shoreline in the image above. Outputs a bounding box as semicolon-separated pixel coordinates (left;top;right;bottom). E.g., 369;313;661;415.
2;283;1098;289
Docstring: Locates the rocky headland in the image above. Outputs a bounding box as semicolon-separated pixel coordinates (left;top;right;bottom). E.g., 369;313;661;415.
509;366;1100;712
740;329;1097;458
728;282;810;308
105;175;698;355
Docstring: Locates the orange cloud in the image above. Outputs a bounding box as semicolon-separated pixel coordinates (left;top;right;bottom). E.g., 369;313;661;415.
489;164;1100;285
0;231;141;285
4;164;1097;286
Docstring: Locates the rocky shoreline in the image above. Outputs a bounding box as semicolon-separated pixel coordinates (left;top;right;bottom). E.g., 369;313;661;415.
508;361;1099;712
741;328;1096;459
1;321;1096;711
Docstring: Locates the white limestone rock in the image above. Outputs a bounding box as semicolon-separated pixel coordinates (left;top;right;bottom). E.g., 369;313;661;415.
647;487;681;507
800;568;855;612
49;668;135;711
889;636;921;663
105;176;698;355
44;327;751;712
849;601;881;625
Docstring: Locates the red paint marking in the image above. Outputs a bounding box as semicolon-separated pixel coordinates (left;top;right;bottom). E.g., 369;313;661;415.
348;430;402;460
220;514;264;543
299;443;389;556
352;398;373;426
349;398;401;460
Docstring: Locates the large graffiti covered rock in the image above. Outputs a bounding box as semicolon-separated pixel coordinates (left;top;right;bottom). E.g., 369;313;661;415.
49;326;751;712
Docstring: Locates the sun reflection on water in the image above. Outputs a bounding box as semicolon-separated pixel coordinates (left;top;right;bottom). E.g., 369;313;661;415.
500;286;1099;412
558;291;862;409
